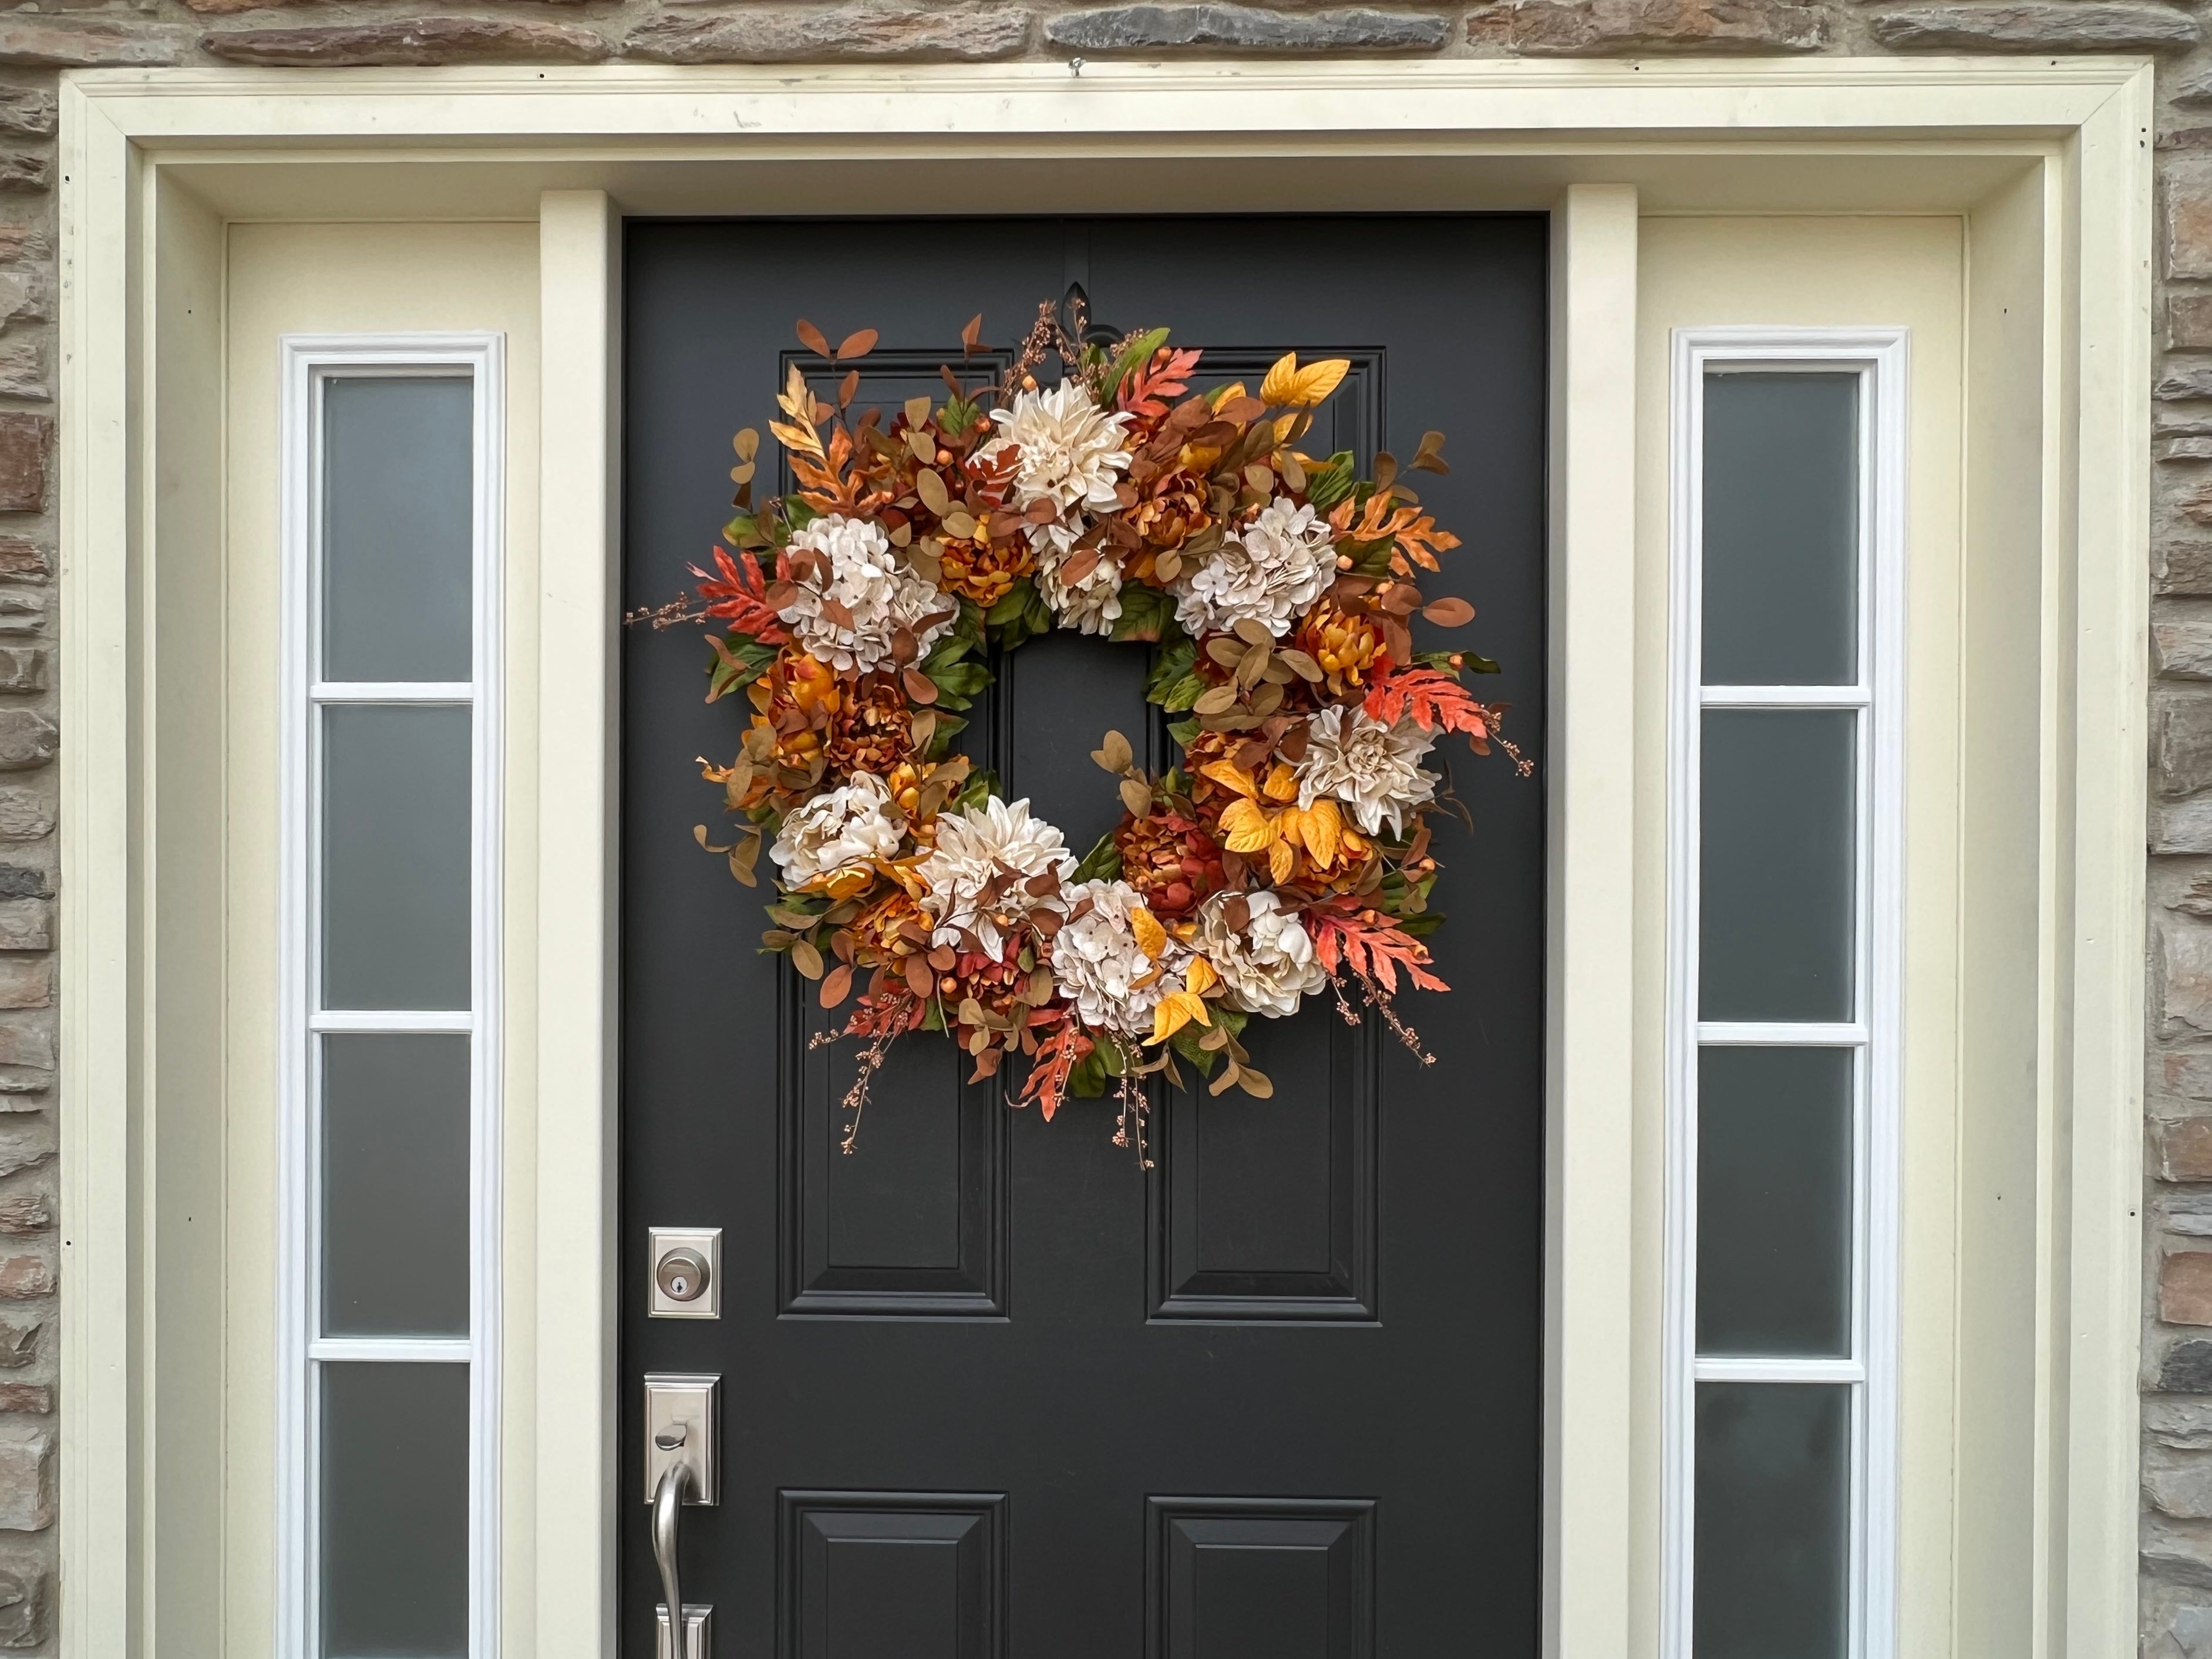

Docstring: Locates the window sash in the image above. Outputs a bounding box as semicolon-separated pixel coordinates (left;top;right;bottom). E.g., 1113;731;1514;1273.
1662;329;1907;1659
277;338;505;1659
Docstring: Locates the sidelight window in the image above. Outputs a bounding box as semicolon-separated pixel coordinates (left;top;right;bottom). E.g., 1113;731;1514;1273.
1664;331;1905;1659
277;338;504;1659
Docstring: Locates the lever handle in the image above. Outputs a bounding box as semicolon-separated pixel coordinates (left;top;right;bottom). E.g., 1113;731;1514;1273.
652;1459;695;1654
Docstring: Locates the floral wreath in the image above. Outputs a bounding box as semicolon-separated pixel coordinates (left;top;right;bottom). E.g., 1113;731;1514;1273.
635;301;1524;1162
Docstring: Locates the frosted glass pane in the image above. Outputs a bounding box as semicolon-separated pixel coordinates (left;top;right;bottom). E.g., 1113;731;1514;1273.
321;376;473;683
1701;372;1858;687
321;705;471;1011
1699;709;1856;1022
1695;1382;1850;1659
322;1035;469;1338
321;1361;469;1657
1696;1046;1853;1357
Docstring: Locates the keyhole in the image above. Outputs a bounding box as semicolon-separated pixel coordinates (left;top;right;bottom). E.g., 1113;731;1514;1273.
668;1273;691;1297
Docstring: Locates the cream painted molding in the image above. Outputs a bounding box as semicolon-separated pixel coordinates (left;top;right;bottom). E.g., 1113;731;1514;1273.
57;56;2152;1659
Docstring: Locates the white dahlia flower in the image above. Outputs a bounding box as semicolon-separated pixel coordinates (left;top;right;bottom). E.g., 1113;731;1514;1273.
1035;530;1124;636
915;796;1077;956
776;512;953;674
1051;880;1185;1038
1173;496;1336;640
1292;704;1439;839
769;770;905;890
982;382;1133;520
1193;890;1328;1019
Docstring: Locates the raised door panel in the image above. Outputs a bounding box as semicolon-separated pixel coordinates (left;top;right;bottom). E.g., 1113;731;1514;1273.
781;1492;1005;1659
1148;1498;1376;1659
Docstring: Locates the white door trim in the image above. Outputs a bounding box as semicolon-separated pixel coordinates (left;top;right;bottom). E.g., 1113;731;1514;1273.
55;58;2151;1659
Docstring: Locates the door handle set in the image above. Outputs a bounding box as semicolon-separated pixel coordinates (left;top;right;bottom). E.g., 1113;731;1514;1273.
645;1372;719;1659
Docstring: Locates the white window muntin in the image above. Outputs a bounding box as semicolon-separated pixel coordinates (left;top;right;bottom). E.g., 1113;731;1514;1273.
1661;327;1907;1659
277;334;504;1659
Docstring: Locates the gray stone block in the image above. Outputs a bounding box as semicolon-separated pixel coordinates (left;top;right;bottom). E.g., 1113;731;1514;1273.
1046;5;1449;52
628;6;1032;60
1873;2;2198;50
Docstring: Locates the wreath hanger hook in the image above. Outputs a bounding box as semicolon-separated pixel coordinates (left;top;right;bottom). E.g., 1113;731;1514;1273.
1059;282;1122;350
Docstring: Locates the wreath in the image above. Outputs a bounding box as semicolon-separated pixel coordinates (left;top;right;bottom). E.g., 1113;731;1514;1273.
636;300;1523;1160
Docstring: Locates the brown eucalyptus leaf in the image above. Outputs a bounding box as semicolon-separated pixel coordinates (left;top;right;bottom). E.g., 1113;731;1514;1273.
904;954;938;999
1275;648;1325;682
1231;617;1274;648
1119;777;1153;818
907;428;937;465
961;313;984;354
902;668;939;705
761;928;797;948
819;964;854;1008
1192;684;1240;716
836;328;878;361
910;709;938;753
888;520;913;547
790;939;826;980
1422;596;1476;627
958;997;987;1028
1155;550;1183;583
928;945;958;972
1373;451;1399;490
765;580;801;611
1410;429;1450;474
1278;451;1308;492
1029;966;1057;1004
904;394;933;428
1208;1061;1243;1098
941;509;978;540
1092;729;1134;773
1025;870;1060;897
1237;642;1271;689
1224;896;1252;931
1236;1067;1275;1099
1060;546;1102;585
837;368;860;408
1243;462;1275;496
796;319;830;358
1198;1025;1229;1051
733;428;760;462
1250;681;1285;716
915;467;951;516
1205;637;1247;668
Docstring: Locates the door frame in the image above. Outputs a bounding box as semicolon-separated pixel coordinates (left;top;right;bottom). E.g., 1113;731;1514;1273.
57;58;2150;1658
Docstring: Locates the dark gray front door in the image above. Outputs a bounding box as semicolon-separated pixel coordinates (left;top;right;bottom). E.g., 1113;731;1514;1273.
621;216;1548;1657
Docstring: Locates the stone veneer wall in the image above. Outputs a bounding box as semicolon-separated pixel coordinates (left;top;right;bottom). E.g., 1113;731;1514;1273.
0;2;2201;1651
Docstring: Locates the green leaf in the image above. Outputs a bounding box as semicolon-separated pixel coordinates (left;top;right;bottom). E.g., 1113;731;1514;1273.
1102;327;1171;401
922;712;968;760
1166;716;1200;750
1144;635;1197;703
783;497;820;531
1068;1044;1111;1098
705;632;776;702
1169;1021;1221;1075
951;767;1001;813
1110;583;1173;644
1304;450;1357;510
984;577;1038;627
1070;829;1124;884
723;513;765;548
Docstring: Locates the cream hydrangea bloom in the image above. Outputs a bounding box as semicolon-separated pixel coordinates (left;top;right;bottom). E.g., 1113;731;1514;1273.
1292;704;1439;838
1173;496;1336;640
1035;530;1124;636
1193;890;1327;1019
915;796;1077;956
769;770;905;890
776;512;953;673
982;382;1134;520
1050;879;1186;1038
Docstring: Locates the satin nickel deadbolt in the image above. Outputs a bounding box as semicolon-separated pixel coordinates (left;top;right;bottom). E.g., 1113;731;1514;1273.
648;1226;721;1318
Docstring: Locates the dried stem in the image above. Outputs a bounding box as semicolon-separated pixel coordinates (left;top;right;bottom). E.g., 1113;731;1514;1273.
1109;1072;1156;1170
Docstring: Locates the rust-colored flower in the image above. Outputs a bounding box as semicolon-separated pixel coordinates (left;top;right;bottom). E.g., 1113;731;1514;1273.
747;650;843;774
1128;467;1211;554
850;889;932;975
937;534;1036;607
827;672;914;778
1114;808;1225;918
1295;598;1391;697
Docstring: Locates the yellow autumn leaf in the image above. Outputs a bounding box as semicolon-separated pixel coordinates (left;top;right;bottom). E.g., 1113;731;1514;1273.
1299;796;1343;867
1147;989;1213;1046
1260;351;1302;406
1186;955;1220;997
1262;763;1300;803
770;418;824;457
1131;904;1167;961
1199;759;1260;800
1289;358;1351;409
1268;840;1297;883
1217;798;1279;855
